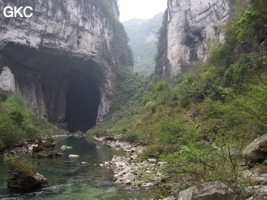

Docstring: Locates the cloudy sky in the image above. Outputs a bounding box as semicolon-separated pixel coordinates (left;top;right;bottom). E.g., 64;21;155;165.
118;0;167;22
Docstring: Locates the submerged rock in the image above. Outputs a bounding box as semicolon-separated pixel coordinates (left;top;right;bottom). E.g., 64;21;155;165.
32;147;62;158
7;163;48;190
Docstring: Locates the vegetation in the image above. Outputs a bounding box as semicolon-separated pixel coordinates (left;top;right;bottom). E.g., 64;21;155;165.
5;155;37;177
0;92;62;156
90;0;267;198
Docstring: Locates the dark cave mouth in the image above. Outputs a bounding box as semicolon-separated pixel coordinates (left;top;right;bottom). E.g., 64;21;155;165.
65;73;101;133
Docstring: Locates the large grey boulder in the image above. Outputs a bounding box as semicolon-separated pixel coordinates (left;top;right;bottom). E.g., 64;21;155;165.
178;181;235;200
243;133;267;163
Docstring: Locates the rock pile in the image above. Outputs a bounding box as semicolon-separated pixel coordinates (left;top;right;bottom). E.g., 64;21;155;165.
94;134;145;154
103;155;166;187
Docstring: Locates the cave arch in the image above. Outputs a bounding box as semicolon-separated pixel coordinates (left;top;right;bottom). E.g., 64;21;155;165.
1;43;107;133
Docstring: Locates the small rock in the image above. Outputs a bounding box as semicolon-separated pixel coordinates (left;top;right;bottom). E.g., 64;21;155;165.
148;159;157;163
131;154;138;160
61;145;67;150
68;154;79;158
142;182;154;187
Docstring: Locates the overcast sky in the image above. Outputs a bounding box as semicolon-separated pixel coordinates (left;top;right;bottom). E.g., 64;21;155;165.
118;0;167;22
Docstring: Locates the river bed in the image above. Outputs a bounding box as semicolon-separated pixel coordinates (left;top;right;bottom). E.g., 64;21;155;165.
0;136;156;199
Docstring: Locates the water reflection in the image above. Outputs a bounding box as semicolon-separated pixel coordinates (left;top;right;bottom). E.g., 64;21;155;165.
0;136;152;200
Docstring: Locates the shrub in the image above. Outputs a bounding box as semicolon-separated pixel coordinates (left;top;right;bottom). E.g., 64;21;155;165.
143;143;165;158
123;132;139;144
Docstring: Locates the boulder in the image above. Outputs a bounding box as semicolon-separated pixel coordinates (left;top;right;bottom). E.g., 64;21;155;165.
178;181;235;200
7;163;48;190
243;133;267;164
114;134;123;141
32;147;62;158
32;138;62;158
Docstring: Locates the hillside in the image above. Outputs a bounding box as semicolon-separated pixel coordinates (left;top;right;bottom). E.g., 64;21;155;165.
91;0;267;198
123;13;163;75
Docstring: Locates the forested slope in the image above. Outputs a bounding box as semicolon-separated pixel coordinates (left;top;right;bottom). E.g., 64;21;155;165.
91;0;267;197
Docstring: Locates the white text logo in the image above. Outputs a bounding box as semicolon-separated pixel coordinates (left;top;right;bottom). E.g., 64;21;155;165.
3;6;33;18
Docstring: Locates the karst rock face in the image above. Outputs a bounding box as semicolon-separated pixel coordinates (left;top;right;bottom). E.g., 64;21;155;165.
160;0;230;78
0;0;122;132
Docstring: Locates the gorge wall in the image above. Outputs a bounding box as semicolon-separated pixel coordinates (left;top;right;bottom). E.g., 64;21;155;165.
156;0;230;78
0;0;128;132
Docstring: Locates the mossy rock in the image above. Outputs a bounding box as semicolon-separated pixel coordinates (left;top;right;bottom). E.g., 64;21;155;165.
7;162;48;189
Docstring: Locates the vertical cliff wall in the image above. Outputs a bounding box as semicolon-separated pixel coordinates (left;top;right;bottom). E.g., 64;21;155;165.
156;0;230;78
0;0;131;132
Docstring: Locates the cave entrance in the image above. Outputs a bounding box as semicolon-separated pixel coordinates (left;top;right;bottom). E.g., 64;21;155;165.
65;72;100;133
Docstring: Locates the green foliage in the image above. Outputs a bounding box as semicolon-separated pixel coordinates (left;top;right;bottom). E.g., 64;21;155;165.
143;143;165;158
123;132;139;144
0;91;8;102
5;155;37;176
91;0;267;195
0;95;40;153
234;10;259;43
159;121;197;145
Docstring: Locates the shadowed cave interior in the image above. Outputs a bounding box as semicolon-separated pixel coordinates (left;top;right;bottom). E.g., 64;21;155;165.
65;72;100;133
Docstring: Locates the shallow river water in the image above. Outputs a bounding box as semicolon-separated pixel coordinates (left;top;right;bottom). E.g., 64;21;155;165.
0;136;155;200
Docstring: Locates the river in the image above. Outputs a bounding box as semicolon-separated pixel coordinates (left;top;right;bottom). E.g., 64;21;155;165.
0;136;155;199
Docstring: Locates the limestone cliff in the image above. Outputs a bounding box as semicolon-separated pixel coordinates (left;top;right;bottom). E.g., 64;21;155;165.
156;0;230;78
0;0;132;132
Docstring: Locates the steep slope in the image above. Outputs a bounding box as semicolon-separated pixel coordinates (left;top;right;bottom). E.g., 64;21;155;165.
123;13;163;75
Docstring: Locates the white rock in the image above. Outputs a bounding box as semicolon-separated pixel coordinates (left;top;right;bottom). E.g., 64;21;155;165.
148;159;157;163
61;145;67;150
68;154;79;158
